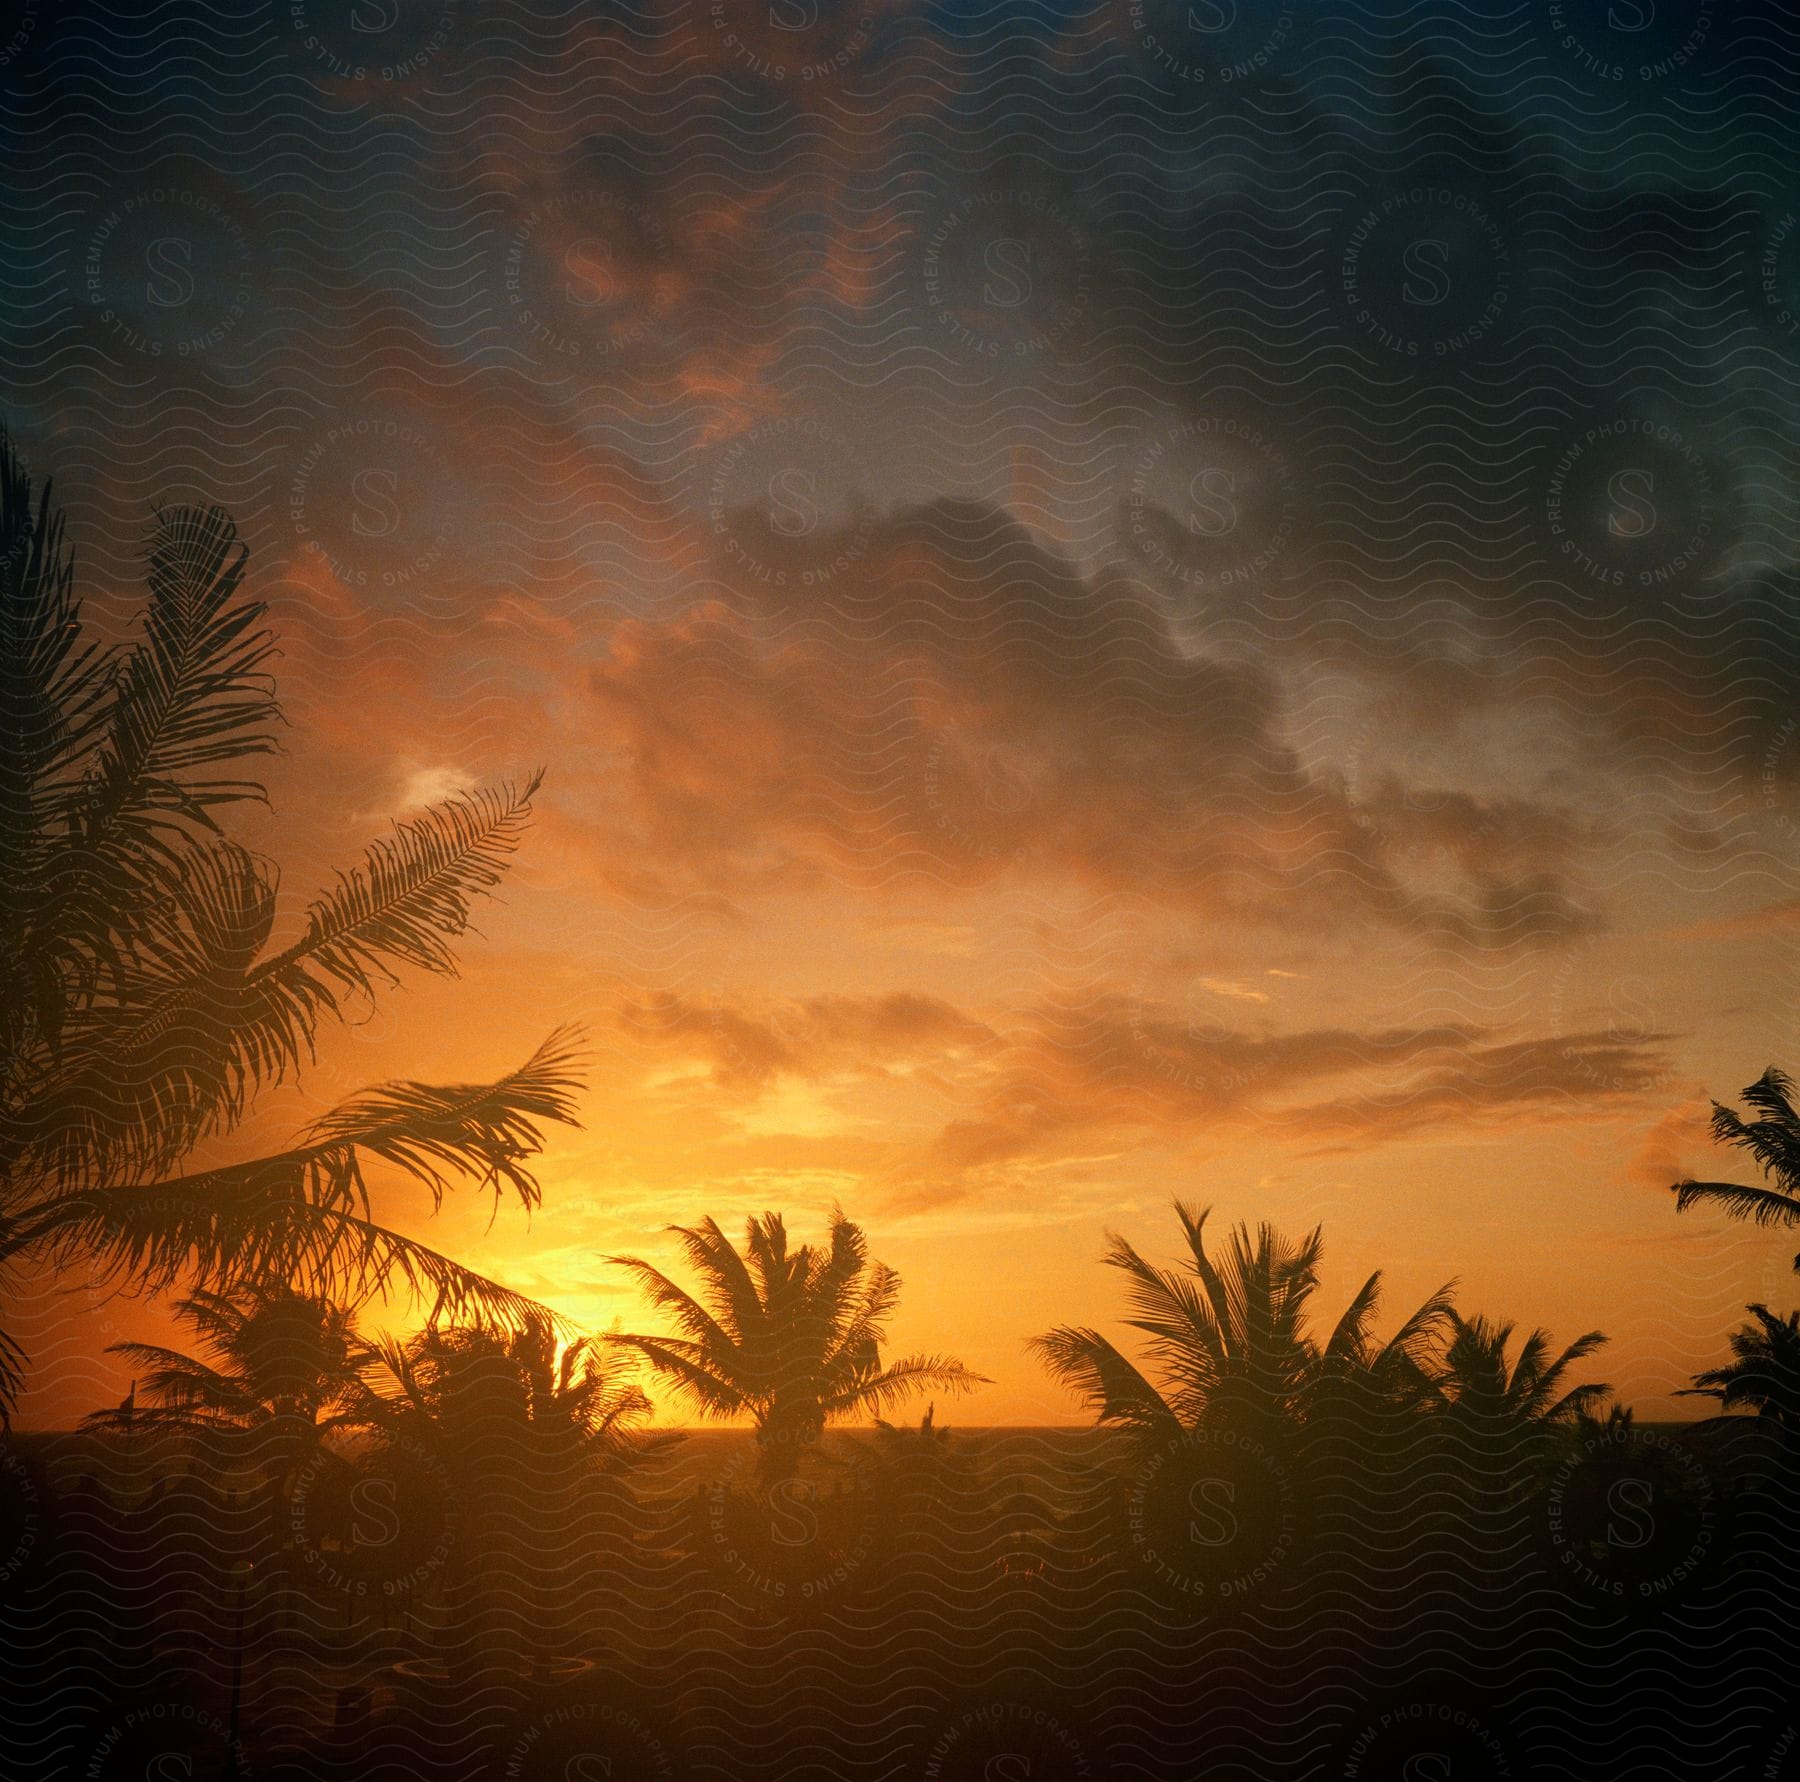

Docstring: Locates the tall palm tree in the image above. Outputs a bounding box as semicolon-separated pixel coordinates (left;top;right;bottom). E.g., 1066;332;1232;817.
608;1209;986;1477
0;436;585;1420
1031;1201;1455;1443
1683;1304;1800;1434
1672;1067;1800;1268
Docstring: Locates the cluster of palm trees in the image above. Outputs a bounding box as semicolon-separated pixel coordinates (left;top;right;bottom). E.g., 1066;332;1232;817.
80;1204;985;1481
81;1285;653;1466
1033;1201;1610;1478
80;1195;1618;1518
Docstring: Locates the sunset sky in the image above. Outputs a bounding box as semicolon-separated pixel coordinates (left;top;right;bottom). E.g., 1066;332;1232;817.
8;0;1800;1426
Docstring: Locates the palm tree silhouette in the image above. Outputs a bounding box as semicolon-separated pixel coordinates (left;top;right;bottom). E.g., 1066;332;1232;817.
873;1400;952;1450
0;438;584;1421
1032;1201;1454;1443
79;1284;365;1638
1432;1313;1609;1492
868;1403;970;1495
608;1209;986;1478
1672;1067;1800;1269
81;1284;358;1444
1683;1304;1800;1435
344;1318;653;1462
340;1318;656;1669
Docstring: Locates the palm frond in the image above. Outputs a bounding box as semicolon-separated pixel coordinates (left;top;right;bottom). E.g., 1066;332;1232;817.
1682;1304;1800;1423
296;1024;586;1215
248;778;541;1046
1030;1324;1182;1435
811;1208;874;1338
1106;1228;1219;1356
1379;1281;1460;1371
1438;1314;1607;1429
1172;1202;1241;1367
27;1179;556;1338
825;1256;903;1369
170;1286;254;1354
100;1338;233;1377
6;1034;582;1342
820;1351;988;1419
0;434;111;840
1737;1067;1800;1136
1322;1270;1385;1364
664;1216;765;1341
339;1331;434;1428
0;1325;27;1430
1673;1177;1800;1228
7;842;281;1186
82;503;278;849
607;1253;739;1357
1509;1327;1554;1398
607;1332;747;1421
1538;1380;1613;1425
0;434;114;1061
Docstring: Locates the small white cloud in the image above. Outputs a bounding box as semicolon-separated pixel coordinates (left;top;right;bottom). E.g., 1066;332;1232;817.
1199;977;1271;1003
396;764;471;811
350;763;473;826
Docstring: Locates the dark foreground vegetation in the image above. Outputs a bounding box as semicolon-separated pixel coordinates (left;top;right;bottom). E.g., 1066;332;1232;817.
5;1352;1799;1782
5;452;1800;1779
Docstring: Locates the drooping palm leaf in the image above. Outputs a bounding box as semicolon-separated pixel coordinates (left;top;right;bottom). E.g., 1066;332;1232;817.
1029;1323;1181;1436
601;1332;751;1422
1673;1069;1800;1266
32;1185;557;1340
1673;1178;1800;1228
8;1032;584;1353
297;1023;585;1213
818;1352;989;1419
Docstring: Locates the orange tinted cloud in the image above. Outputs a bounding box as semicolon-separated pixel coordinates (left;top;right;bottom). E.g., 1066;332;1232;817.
921;1002;1670;1186
590;501;1602;942
616;988;997;1090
